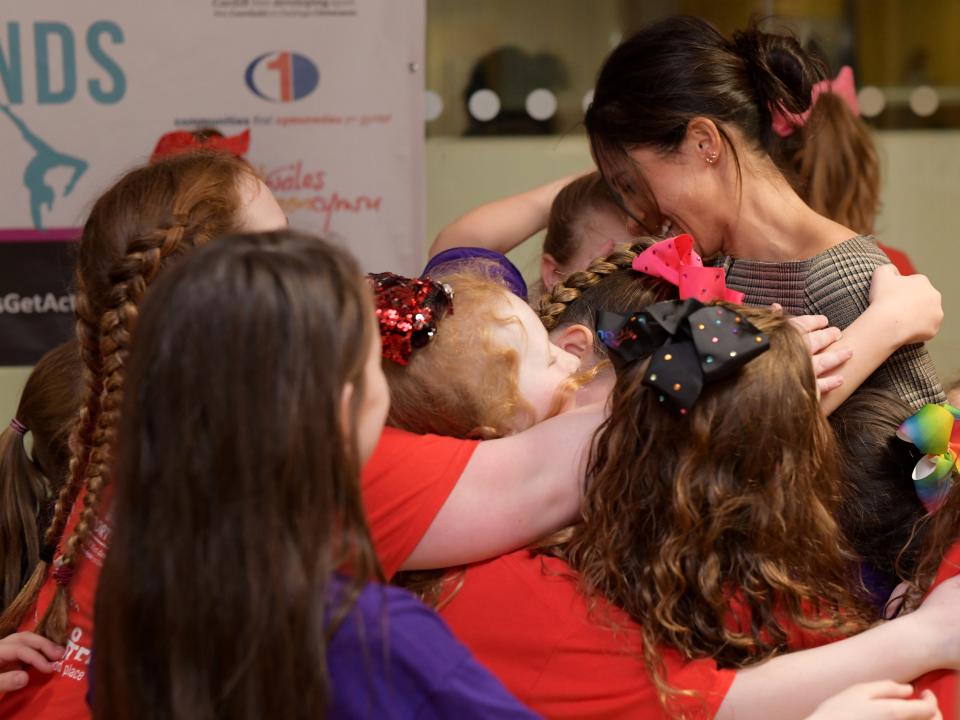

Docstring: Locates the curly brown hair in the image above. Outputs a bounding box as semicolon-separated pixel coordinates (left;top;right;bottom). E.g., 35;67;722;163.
564;305;870;704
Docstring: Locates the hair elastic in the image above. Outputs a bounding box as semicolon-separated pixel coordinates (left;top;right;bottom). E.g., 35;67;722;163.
9;418;27;436
52;559;74;587
38;544;56;565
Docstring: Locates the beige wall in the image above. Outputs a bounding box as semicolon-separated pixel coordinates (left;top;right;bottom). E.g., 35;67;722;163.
2;129;959;424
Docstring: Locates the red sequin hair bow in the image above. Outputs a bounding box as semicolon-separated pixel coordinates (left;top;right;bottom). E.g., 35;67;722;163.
632;234;745;304
150;128;251;162
370;272;454;366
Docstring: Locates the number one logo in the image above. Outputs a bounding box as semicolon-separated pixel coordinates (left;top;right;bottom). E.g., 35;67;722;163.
266;51;292;102
245;51;320;102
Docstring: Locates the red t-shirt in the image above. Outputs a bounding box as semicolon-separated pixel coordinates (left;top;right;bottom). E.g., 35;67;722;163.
878;243;917;276
361;426;478;579
913;542;960;718
439;550;736;719
0;427;472;717
0;486;110;720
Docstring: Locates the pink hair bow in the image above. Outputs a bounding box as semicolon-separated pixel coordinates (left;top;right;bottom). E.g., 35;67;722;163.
631;234;745;303
771;66;859;138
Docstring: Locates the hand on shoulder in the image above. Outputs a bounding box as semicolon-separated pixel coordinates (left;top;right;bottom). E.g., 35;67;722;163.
867;264;943;346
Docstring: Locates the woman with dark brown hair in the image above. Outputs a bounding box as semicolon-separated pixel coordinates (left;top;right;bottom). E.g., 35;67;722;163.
585;15;943;414
92;231;536;720
0;149;287;719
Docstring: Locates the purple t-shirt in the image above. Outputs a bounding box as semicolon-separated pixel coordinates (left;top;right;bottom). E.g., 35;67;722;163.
88;579;538;719
328;579;540;719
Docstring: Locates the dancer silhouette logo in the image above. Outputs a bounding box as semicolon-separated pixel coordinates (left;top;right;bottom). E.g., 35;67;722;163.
0;105;88;229
244;51;319;102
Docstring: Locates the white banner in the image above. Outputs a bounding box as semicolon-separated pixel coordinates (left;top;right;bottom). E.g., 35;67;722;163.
0;0;426;275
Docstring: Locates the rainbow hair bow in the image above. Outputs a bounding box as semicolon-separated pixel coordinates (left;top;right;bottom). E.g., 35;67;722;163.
896;403;960;513
632;234;745;304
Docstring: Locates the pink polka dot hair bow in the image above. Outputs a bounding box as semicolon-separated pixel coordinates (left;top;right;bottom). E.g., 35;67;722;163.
771;65;859;138
631;234;745;304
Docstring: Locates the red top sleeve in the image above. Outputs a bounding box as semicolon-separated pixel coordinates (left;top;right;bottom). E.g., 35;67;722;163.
877;242;917;275
361;426;480;580
912;542;960;719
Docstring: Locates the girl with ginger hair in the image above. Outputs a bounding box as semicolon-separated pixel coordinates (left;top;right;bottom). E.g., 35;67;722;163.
0;150;287;719
377;266;580;441
585;16;942;412
376;246;960;719
92;231;537;720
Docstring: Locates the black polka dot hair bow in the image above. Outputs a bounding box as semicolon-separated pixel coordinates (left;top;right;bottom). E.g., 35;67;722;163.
596;299;770;414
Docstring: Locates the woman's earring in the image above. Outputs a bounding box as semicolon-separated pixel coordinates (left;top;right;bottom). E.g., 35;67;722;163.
705;151;719;165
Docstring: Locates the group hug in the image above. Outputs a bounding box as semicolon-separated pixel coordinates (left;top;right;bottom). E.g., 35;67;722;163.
0;15;957;720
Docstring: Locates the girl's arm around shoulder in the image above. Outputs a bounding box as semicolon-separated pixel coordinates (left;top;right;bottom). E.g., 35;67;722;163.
817;265;943;415
716;577;960;720
402;403;603;571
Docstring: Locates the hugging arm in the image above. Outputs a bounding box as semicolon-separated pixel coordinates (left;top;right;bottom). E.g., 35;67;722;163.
401;403;602;570
717;577;960;720
429;173;583;259
818;265;943;415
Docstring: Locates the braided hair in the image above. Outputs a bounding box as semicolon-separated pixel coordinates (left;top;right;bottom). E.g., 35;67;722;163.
0;151;253;641
537;239;672;356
